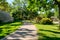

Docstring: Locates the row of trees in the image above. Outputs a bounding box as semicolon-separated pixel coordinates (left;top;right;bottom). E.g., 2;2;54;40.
0;0;59;19
0;0;60;29
13;0;60;29
0;0;12;12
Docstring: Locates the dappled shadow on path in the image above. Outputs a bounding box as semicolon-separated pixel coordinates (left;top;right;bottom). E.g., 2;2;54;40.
2;28;37;40
1;21;37;40
9;28;37;38
23;22;33;25
1;28;37;40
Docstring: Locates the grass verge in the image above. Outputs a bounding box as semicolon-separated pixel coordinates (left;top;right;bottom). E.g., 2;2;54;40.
35;24;60;40
0;21;22;39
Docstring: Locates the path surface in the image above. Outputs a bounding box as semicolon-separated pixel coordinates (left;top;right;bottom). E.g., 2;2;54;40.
1;22;38;40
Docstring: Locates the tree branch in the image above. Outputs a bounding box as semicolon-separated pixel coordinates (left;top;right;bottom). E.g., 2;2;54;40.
53;0;58;4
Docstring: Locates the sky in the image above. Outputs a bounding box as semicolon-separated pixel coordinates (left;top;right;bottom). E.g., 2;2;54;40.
6;0;14;4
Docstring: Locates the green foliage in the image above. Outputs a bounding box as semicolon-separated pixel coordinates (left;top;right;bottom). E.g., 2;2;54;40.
40;18;53;25
0;0;11;12
12;10;22;20
47;12;54;18
0;21;22;39
35;24;60;40
35;16;42;23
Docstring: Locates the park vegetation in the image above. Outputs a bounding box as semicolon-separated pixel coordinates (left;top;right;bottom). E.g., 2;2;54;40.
0;0;60;40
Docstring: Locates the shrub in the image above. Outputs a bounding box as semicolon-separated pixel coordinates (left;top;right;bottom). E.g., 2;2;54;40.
35;16;42;23
12;10;22;20
0;20;2;23
40;18;53;25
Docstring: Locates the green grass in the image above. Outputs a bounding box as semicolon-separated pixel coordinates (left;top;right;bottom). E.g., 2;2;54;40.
0;21;22;39
35;24;60;40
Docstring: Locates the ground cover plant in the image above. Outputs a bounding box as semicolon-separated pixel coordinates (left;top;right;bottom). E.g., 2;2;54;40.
0;21;22;39
35;24;60;40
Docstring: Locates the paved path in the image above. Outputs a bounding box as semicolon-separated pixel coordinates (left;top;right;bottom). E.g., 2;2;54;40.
1;22;38;40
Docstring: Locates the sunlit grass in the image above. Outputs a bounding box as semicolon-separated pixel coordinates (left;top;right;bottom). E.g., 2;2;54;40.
0;21;22;39
35;24;60;40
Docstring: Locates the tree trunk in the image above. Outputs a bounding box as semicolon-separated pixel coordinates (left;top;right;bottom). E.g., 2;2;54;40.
58;4;60;30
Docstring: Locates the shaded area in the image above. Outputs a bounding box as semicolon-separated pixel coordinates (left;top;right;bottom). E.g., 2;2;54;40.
9;28;36;38
38;29;60;40
22;21;32;25
0;20;22;26
38;33;60;40
2;22;37;40
35;24;60;40
0;20;22;39
39;29;60;34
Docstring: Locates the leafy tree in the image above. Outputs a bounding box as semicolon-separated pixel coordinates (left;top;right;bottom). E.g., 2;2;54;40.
0;0;11;12
53;0;60;29
12;0;38;20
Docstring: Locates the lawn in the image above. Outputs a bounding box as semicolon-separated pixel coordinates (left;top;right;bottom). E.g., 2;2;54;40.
35;24;60;40
0;21;22;39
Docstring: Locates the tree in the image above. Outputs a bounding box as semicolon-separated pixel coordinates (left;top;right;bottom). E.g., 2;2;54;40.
0;0;10;12
53;0;60;29
12;0;38;20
